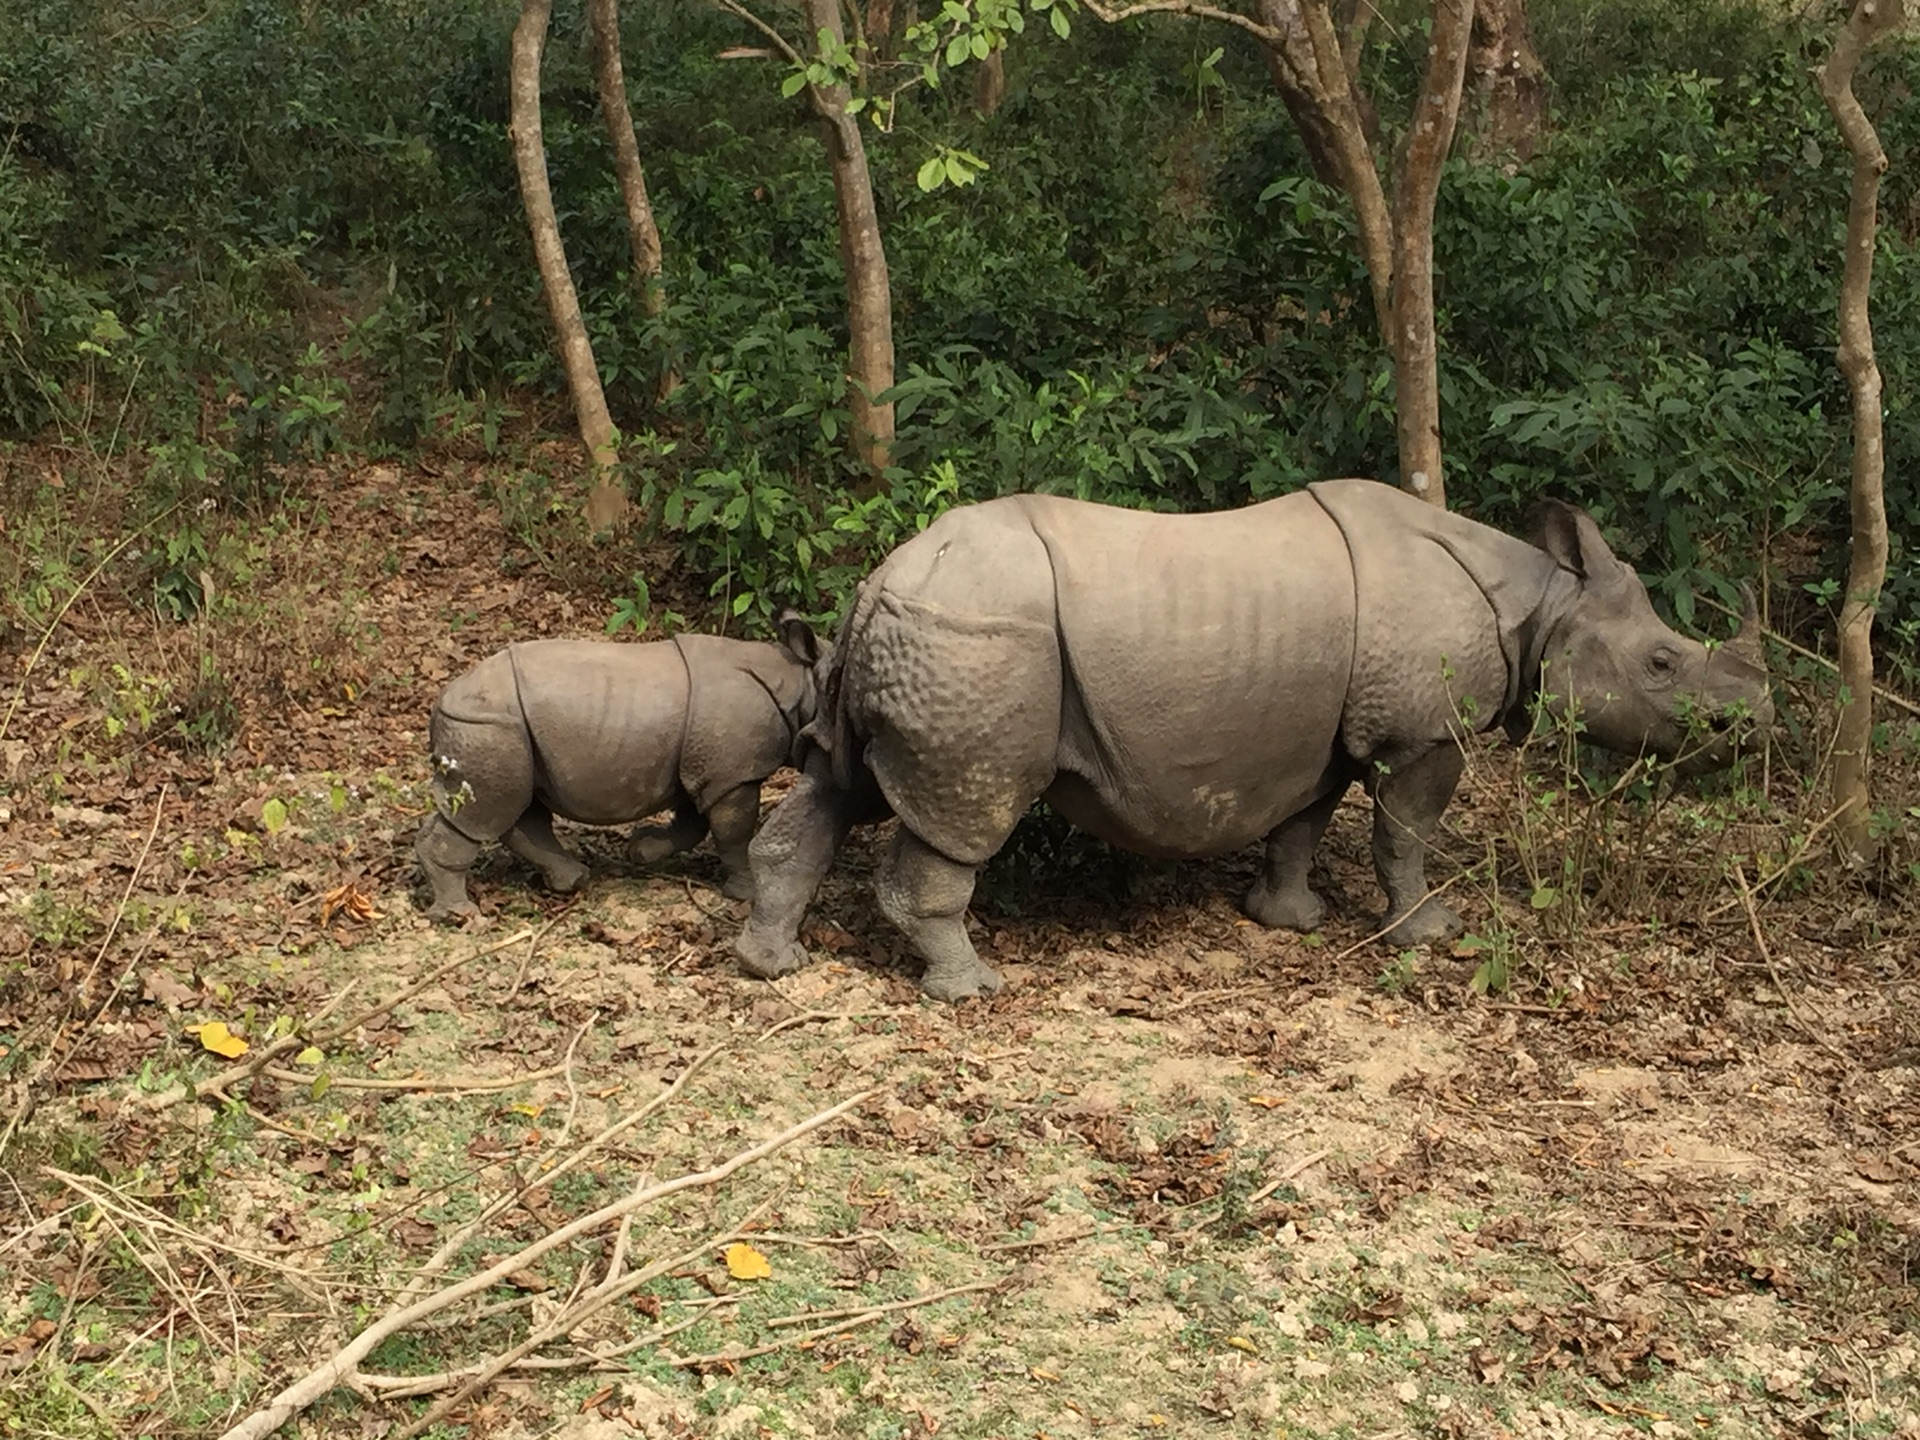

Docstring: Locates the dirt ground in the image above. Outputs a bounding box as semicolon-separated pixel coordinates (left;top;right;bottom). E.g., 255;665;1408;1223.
1;462;1916;1440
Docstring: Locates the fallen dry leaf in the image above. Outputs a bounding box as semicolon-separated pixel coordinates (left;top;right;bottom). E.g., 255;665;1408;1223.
142;968;198;1008
724;1242;772;1281
322;880;381;928
1853;1153;1911;1185
191;1020;249;1059
1245;1095;1287;1109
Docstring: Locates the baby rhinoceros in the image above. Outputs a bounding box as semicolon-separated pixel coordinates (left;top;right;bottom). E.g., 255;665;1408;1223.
415;614;824;920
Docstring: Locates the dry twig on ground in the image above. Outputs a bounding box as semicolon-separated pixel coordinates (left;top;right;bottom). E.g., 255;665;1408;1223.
214;1088;876;1440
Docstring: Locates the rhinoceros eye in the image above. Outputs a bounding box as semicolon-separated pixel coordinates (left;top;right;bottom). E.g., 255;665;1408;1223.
1648;649;1677;677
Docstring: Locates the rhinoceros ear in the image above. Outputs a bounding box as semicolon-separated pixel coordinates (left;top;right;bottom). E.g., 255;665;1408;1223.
775;608;823;666
1535;501;1620;582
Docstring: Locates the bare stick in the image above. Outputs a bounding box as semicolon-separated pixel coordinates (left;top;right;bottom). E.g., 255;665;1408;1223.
214;1089;875;1440
672;1278;1007;1364
0;785;167;1159
1730;865;1849;1061
391;1198;776;1437
359;1303;733;1394
139;928;533;1111
263;1063;570;1095
504;912;567;1003
1246;1148;1333;1206
1695;592;1920;722
1;515;172;744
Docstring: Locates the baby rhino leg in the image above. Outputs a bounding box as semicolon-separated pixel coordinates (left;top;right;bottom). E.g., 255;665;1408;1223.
629;800;708;866
506;803;590;894
704;783;763;901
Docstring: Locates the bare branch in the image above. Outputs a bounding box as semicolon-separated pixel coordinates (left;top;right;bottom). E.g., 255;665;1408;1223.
214;1088;878;1440
1080;0;1283;44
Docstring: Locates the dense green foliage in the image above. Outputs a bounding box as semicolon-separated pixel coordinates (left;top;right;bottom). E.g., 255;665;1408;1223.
2;0;1915;636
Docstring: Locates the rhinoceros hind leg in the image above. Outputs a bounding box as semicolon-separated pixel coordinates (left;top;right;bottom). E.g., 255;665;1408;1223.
735;760;852;980
1369;745;1466;946
416;814;483;921
1245;785;1345;931
877;829;1002;1002
629;801;708;866
506;804;590;894
704;783;763;901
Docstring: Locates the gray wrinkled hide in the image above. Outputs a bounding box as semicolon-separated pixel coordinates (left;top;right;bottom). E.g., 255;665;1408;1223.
416;623;819;919
735;479;1772;1000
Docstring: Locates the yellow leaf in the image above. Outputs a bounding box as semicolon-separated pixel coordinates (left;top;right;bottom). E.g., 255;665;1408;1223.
724;1242;772;1280
1226;1335;1259;1354
1246;1095;1287;1109
1029;1366;1061;1383
193;1021;250;1059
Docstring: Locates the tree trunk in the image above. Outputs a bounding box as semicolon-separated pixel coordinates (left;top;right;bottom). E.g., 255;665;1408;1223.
588;0;665;320
588;0;675;409
804;0;896;474
972;47;1006;118
1818;0;1906;862
510;0;626;526
1466;0;1546;161
1386;0;1473;506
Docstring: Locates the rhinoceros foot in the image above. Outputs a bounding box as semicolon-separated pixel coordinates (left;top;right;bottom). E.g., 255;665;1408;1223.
1379;898;1464;948
734;927;811;979
1243;880;1325;933
424;897;481;925
920;957;1005;1003
719;870;757;903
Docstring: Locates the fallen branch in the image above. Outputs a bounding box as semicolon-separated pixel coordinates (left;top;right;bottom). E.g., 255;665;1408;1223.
671;1278;1007;1366
357;1305;731;1396
140;927;535;1111
1730;864;1849;1062
215;1088;875;1440
391;1198;776;1438
0;785;168;1160
1246;1148;1333;1206
263;1062;570;1095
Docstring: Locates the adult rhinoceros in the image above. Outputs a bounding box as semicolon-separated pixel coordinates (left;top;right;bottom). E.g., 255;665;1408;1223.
734;479;1771;1000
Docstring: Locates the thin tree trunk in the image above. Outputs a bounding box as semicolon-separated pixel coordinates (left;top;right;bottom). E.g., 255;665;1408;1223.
804;0;896;474
972;47;1006;117
1818;0;1906;861
588;0;665;320
1387;0;1473;506
589;0;674;406
510;0;626;526
1466;0;1546;161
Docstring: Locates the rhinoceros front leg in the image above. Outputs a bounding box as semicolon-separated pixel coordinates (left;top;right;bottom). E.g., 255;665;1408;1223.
734;756;852;980
628;801;708;866
877;829;1002;1002
1245;785;1345;932
505;803;591;895
704;783;762;901
1369;745;1466;946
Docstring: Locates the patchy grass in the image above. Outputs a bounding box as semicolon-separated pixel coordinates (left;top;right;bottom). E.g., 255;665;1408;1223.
1;459;1917;1439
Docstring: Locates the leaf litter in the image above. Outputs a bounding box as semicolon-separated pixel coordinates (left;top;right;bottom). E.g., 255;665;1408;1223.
0;461;1916;1437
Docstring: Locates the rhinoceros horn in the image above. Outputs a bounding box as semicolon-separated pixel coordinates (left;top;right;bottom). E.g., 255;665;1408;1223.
1727;583;1765;667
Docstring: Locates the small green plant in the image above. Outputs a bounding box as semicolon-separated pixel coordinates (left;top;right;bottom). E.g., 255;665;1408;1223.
1376;949;1420;994
606;574;653;635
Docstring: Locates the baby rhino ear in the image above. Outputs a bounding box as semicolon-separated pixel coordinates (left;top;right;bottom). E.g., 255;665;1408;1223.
775;608;822;666
1534;500;1622;582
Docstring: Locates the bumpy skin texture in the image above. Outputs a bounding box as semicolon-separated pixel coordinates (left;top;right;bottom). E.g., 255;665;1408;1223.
734;480;1773;1000
416;621;820;920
